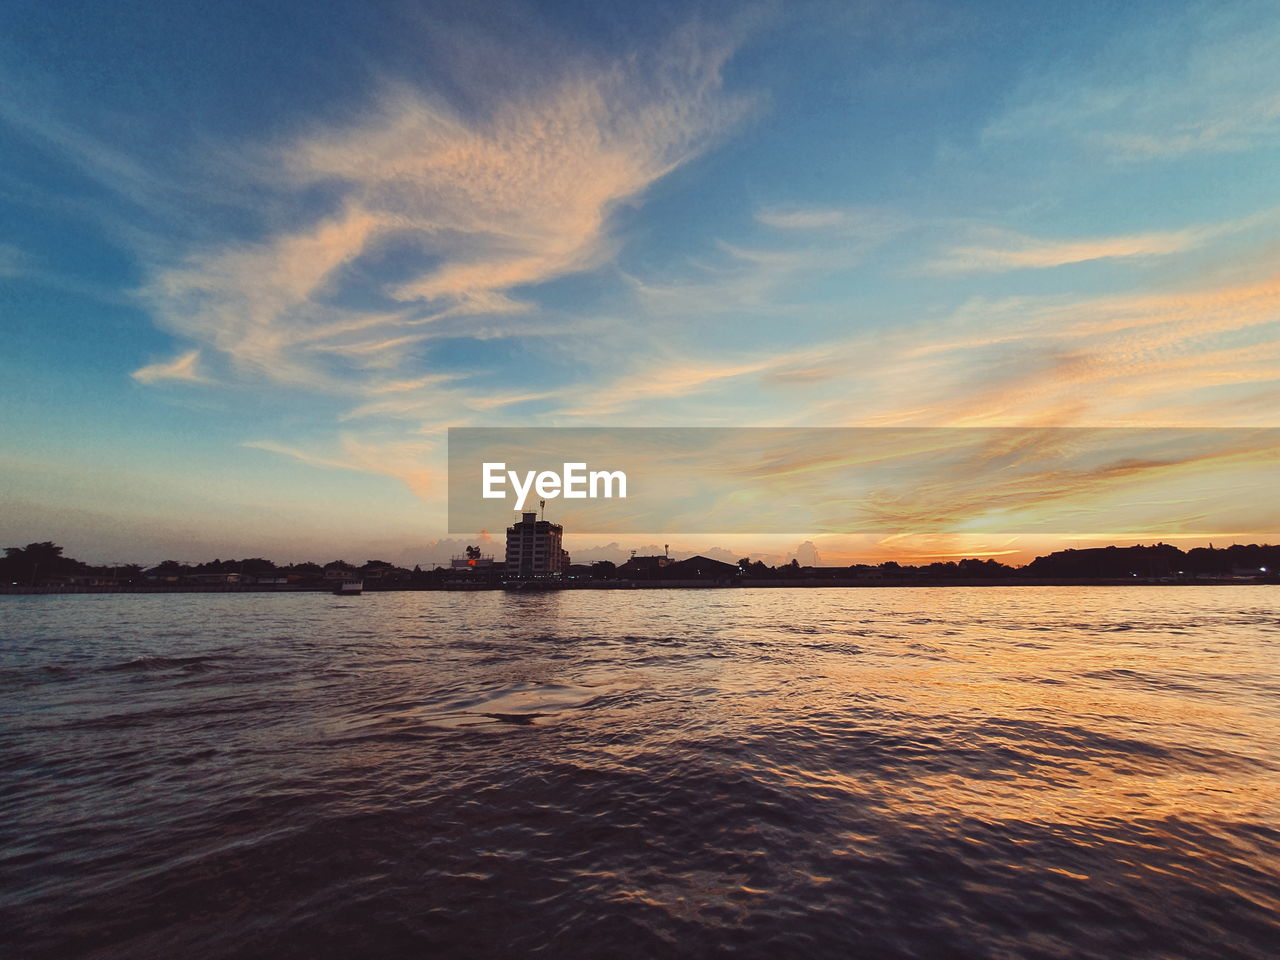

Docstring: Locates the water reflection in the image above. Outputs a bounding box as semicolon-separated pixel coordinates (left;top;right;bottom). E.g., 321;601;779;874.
0;587;1276;959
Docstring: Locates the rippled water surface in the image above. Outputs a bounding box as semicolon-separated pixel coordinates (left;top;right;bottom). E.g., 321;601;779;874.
2;587;1277;959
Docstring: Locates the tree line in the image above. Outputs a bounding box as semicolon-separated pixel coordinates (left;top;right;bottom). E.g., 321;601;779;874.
4;540;1277;587
0;544;423;586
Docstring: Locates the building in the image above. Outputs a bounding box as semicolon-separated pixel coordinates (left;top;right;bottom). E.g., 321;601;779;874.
442;551;502;587
322;562;357;581
660;555;739;581
186;572;242;584
505;512;570;578
450;555;499;570
616;546;673;579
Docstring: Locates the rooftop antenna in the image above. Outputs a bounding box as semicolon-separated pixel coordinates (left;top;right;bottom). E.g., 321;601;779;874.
664;544;669;558
539;498;545;521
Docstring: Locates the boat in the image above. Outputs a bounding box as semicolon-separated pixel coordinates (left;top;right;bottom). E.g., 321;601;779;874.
332;579;363;596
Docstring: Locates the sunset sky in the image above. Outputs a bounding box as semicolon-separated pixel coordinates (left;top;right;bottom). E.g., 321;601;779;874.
3;0;1279;566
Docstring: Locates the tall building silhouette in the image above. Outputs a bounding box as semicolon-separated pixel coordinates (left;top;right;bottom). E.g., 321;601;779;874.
505;512;569;577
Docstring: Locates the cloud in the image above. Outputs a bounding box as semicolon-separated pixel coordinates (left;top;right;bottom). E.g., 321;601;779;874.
926;210;1278;274
131;349;210;385
619;206;908;323
246;433;442;498
791;540;821;565
29;5;1279;544
756;208;851;230
755;205;907;238
984;3;1280;162
562;234;1268;434
833;430;1280;536
0;242;30;277
138;26;748;400
104;21;757;504
927;226;1202;273
558;356;775;418
854;271;1280;429
580;264;1280;433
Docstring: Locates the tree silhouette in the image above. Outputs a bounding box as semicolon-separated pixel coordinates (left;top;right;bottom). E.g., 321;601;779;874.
1;542;77;584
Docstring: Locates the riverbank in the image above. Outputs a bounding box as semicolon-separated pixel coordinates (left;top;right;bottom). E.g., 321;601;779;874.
2;577;1274;594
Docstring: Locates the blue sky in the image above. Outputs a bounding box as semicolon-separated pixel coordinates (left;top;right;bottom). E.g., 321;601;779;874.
3;0;1279;565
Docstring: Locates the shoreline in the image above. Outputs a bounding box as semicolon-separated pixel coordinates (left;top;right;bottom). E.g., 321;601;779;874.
2;577;1274;595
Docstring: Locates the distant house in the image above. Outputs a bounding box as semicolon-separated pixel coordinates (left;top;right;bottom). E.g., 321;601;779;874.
143;566;186;583
630;554;673;569
186;572;241;584
661;556;739;581
360;561;411;582
849;565;884;580
443;554;502;586
46;574;121;587
616;552;674;579
789;566;866;579
450;555;499;570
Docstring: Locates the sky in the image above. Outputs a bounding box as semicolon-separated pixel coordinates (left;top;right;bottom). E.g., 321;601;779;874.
2;0;1278;567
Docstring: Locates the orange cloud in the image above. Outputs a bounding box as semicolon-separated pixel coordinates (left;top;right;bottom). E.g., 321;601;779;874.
929;226;1202;273
246;434;442;500
140;29;747;398
927;209;1278;274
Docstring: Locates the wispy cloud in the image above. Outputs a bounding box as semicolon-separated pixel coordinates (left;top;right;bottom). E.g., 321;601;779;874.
619;205;907;323
570;261;1280;432
927;210;1277;274
245;433;441;498
756;208;850;229
0;242;30;277
985;3;1280;162
811;271;1280;428
131;349;210;385
559;356;775;418
138;26;748;401
106;23;755;500
755;205;908;239
927;226;1201;273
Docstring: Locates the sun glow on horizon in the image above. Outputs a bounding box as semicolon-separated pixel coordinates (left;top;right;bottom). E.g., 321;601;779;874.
2;1;1278;560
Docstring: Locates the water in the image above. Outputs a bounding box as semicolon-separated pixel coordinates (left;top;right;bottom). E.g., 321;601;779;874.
1;587;1277;959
